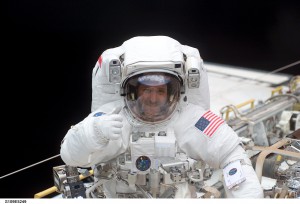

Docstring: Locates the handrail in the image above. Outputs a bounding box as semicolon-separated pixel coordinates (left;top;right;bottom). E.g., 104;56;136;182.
34;169;94;198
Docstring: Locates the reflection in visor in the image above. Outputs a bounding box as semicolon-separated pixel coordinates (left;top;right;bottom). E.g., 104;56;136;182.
138;75;170;86
125;72;181;124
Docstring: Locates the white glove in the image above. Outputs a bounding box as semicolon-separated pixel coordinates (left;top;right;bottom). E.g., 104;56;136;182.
93;107;123;142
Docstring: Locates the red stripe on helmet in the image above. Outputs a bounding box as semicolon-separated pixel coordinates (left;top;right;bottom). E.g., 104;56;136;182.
98;55;103;68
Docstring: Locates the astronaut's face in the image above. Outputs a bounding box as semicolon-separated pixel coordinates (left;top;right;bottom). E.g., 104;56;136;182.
137;84;168;119
124;72;181;124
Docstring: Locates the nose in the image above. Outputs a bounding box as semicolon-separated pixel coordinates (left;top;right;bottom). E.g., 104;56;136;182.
150;91;158;103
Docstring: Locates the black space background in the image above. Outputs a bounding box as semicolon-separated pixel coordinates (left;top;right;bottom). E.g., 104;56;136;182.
1;0;300;198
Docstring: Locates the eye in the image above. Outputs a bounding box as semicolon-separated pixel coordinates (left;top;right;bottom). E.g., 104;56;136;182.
157;89;167;95
143;88;151;94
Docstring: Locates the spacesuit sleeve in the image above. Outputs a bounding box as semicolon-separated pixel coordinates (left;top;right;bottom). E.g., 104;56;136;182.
60;102;131;167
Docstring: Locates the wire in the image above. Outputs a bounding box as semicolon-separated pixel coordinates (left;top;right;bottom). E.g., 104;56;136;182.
259;60;300;77
264;93;300;104
0;154;60;180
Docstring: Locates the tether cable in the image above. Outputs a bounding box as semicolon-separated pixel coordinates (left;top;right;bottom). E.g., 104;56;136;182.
0;154;60;180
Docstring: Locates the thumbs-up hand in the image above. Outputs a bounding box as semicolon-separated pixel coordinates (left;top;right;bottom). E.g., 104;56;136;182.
93;106;123;142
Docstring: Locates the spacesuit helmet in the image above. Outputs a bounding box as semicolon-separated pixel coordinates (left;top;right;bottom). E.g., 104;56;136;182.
124;71;182;124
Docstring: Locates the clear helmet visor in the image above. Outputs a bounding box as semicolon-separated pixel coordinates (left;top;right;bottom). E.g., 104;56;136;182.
124;72;181;124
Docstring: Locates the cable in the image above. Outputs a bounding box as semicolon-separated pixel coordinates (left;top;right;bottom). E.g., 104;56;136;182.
0;154;60;180
259;60;300;76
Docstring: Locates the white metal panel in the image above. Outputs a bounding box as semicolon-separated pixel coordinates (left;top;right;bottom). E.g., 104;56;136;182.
206;63;291;115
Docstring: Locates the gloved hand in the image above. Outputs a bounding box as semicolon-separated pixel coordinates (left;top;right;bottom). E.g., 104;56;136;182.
93;107;123;142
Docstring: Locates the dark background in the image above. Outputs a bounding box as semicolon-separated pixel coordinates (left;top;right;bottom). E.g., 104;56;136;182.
2;0;300;198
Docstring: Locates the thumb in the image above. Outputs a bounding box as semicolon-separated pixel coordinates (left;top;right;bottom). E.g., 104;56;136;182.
108;106;122;115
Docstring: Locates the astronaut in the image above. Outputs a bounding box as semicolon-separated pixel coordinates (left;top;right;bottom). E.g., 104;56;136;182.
60;36;264;198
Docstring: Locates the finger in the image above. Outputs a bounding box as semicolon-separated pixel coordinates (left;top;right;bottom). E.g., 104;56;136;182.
111;121;123;128
109;114;123;122
110;133;121;140
112;127;122;134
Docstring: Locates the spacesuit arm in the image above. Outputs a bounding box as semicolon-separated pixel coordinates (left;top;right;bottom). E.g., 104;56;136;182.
174;105;263;198
60;102;130;167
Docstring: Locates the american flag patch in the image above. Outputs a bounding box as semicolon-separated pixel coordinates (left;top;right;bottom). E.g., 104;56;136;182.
195;110;224;137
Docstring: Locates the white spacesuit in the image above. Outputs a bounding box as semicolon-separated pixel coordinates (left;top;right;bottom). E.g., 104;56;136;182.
60;36;264;198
